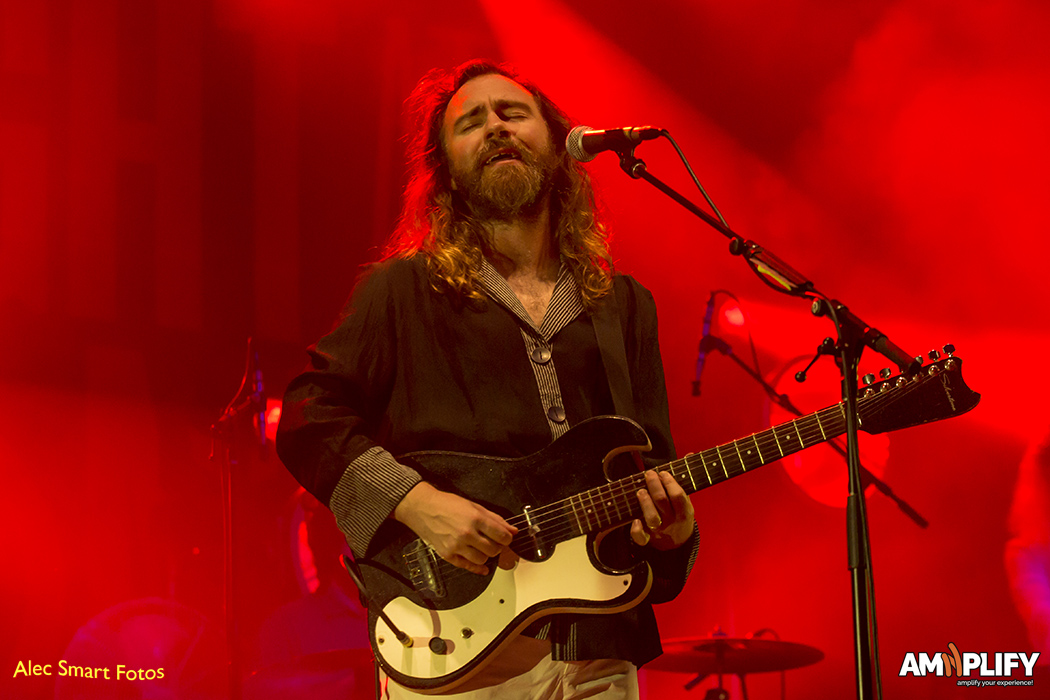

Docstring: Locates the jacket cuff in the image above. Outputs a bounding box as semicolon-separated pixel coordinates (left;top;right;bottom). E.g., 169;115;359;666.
645;523;700;604
328;445;422;557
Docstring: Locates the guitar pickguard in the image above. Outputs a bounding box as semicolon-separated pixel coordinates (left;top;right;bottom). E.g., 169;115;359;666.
372;535;651;693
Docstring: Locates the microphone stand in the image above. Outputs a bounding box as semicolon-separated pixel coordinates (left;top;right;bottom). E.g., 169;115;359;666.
209;338;268;700
616;146;917;700
700;335;928;529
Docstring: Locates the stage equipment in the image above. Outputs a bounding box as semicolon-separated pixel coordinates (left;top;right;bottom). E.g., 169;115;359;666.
648;629;823;699
572;127;981;700
350;357;976;694
566;125;662;161
211;338;270;700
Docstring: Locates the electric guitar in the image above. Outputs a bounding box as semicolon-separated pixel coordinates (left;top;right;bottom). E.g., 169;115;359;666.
355;350;979;694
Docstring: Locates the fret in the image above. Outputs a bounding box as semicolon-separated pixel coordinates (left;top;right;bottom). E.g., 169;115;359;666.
732;439;747;472
596;486;611;526
682;456;698;491
582;490;598;532
771;425;785;457
597;487;613;528
607;488;620;526
696;452;713;485
703;448;726;481
792;418;804;447
530;396;865;544
814;411;827;440
714;444;732;478
570;494;584;536
756;431;779;463
778;423;798;454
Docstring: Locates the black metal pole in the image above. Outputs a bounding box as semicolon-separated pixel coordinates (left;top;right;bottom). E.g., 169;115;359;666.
611;146;889;699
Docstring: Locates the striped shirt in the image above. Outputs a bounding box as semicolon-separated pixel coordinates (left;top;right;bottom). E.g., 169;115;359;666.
277;255;696;665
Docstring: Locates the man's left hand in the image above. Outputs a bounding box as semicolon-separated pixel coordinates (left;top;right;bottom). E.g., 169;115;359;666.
631;469;695;550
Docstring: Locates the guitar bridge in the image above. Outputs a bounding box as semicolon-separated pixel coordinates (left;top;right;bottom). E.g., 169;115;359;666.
404;540;445;599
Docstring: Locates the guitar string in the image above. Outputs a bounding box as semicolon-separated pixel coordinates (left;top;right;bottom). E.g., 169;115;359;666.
500;402;848;536
406;371;942;589
412;376;926;588
418;377;921;588
414;421;829;589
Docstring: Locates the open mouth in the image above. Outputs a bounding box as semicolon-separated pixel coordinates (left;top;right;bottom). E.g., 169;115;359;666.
483;149;523;166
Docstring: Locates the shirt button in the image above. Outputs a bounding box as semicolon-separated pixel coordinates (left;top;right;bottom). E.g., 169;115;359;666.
547;405;566;423
531;346;552;364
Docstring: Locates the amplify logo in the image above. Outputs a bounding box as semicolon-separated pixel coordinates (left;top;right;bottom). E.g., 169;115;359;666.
899;643;1039;687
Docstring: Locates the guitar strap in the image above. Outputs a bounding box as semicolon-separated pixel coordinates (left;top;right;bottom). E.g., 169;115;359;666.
591;279;636;420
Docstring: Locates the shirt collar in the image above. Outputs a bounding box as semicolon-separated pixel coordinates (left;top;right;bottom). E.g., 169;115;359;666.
479;258;584;340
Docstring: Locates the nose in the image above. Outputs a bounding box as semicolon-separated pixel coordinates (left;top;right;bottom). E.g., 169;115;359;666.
483;112;511;138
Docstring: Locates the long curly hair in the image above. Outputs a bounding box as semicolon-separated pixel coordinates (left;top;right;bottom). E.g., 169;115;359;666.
384;59;613;307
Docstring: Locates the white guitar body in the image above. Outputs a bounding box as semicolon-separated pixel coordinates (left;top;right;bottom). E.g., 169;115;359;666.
360;363;979;693
373;535;651;694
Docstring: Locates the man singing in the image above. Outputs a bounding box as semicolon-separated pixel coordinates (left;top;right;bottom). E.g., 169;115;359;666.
278;59;698;699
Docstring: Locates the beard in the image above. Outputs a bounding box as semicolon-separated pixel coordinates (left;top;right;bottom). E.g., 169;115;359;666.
449;139;558;221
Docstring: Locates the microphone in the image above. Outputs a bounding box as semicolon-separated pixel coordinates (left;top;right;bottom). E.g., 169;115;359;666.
566;125;662;162
692;291;718;397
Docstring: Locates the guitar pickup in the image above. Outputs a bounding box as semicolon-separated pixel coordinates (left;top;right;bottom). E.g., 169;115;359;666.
404;540;446;599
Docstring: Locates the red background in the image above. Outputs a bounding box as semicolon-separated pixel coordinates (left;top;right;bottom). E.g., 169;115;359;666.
2;1;1046;698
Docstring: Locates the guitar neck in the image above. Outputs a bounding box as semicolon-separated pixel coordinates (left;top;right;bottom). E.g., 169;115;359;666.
517;405;846;548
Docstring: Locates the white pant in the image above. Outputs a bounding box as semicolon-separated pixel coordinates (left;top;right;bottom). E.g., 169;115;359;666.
383;636;638;700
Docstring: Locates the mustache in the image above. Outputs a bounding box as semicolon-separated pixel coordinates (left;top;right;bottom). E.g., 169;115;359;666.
475;139;531;169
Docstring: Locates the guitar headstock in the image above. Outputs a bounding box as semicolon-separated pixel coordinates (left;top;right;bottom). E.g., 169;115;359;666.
858;345;980;435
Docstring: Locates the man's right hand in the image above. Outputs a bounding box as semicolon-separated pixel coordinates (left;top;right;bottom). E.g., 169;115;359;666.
393;482;518;575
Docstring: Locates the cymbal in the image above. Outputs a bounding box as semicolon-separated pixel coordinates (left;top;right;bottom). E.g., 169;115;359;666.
647;636;824;676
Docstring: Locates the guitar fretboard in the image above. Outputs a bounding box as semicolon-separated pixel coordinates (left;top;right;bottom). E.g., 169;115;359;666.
509;404;846;552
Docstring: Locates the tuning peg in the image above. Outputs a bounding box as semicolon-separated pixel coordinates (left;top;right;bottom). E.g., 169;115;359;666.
879;368;893;380
928;349;941;361
862;373;876;386
942;343;956;356
913;355;925;367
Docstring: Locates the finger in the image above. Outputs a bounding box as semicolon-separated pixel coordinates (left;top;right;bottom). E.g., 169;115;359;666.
661;471;694;520
635;489;662;530
630;518;650;546
644;470;673;517
467;532;507;559
658;469;686;498
475;512;518;547
497;549;519;570
447;553;489;576
458;541;497;567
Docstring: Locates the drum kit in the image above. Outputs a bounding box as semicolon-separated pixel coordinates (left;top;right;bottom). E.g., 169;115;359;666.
647;628;824;699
